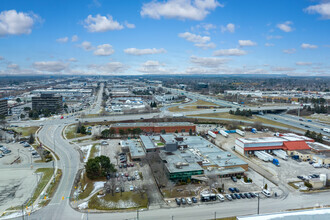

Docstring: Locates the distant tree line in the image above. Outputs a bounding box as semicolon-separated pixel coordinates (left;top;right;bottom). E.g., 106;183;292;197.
229;108;253;117
305;130;323;143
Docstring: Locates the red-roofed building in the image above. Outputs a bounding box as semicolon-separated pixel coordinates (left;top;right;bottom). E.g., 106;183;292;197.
283;141;311;151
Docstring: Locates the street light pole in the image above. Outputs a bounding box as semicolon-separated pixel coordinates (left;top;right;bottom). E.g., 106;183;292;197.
214;211;217;220
257;193;260;215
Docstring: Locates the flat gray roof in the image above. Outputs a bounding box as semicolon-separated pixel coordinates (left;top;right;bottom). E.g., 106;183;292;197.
122;140;146;158
140;135;156;150
159;151;203;173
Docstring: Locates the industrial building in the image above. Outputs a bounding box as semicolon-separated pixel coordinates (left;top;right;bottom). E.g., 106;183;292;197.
235;133;314;156
143;135;248;181
32;93;63;113
120;139;146;161
111;122;196;134
0;99;8;116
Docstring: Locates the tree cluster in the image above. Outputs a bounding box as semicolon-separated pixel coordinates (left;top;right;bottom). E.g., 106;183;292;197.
101;128;116;138
76;121;87;134
85;156;116;180
118;127;142;137
150;101;157;108
305;130;323;143
229;108;252;117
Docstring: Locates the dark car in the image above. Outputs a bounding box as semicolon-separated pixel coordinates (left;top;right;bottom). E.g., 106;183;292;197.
119;164;122;169
231;194;236;199
235;193;241;199
181;198;187;205
229;187;235;193
192;197;198;203
231;176;237;182
245;193;251;199
249;192;255;198
240;193;246;199
297;176;303;179
234;187;240;193
175;198;181;205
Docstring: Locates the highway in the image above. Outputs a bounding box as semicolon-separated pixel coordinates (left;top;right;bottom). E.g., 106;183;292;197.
5;92;329;220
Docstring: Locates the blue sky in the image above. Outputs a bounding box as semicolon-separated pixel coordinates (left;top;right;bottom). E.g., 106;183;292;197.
0;0;329;76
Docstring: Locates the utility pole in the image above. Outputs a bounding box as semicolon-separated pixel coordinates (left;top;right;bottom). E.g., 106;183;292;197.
21;205;24;220
257;193;260;214
137;209;139;220
214;211;217;220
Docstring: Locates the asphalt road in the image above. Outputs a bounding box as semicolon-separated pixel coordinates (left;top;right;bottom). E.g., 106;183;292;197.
5;92;330;220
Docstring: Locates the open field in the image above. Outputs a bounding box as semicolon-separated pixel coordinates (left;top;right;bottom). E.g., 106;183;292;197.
65;125;87;139
168;100;220;112
88;191;148;210
188;112;304;131
10;126;39;137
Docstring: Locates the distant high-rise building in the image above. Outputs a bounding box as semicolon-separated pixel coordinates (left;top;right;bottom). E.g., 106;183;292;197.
0;99;8;116
32;94;63;113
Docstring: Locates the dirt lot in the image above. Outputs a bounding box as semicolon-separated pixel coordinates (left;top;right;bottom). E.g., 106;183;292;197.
0;142;41;214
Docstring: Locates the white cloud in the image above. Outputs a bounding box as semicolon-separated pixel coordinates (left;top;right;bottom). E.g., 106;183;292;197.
201;23;217;30
0;10;39;36
272;67;295;72
71;35;78;42
68;58;77;62
296;62;313;66
304;2;330;19
140;0;223;21
93;44;115;56
88;62;126;74
56;37;68;43
239;40;257;47
178;32;210;43
301;43;318;49
190;55;229;67
283;48;296;54
265;43;275;47
124;21;135;29
124;48;167;55
33;61;68;72
277;21;293;32
194;42;216;49
213;48;247;56
221;23;235;33
79;41;94;51
138;60;169;74
83;14;124;32
7;63;19;70
266;35;282;40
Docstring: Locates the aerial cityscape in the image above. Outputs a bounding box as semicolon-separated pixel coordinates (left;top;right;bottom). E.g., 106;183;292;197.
0;0;329;220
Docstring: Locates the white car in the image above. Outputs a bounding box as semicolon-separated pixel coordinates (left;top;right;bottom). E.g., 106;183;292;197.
186;197;192;204
216;194;225;202
129;186;134;191
262;189;271;197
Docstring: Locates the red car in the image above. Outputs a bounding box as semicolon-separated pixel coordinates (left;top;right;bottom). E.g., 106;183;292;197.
130;163;134;167
125;173;129;177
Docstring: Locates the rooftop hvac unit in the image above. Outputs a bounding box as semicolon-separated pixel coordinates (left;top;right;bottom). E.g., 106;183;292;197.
227;154;231;157
217;155;221;159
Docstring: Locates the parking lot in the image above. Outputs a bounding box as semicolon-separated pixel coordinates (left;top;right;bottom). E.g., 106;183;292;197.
0;141;42;214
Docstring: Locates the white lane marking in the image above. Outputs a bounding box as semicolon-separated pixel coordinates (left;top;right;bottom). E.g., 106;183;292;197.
81;213;85;220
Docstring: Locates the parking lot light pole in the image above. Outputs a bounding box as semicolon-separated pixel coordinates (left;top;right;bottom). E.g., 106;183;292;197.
214;211;217;220
257;193;260;214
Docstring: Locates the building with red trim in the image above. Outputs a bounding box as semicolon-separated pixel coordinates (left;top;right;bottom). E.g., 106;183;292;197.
111;122;196;134
235;133;313;156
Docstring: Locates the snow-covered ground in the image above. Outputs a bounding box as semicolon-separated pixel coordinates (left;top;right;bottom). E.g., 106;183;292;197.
78;201;88;210
80;145;92;162
91;181;105;195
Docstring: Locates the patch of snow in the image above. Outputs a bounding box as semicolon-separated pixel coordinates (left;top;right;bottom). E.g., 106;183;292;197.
91;181;105;195
0;212;22;220
80;145;92;162
78;201;88;210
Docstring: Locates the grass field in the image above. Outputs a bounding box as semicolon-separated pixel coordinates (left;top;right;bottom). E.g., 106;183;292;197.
65;125;87;139
168;99;220;112
89;144;99;160
304;114;330;125
11;126;39;136
78;174;95;200
88;191;148;210
188;112;304;131
26;168;54;207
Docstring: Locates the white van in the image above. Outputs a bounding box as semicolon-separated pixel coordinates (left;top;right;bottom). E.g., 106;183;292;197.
217;194;225;202
262;189;271;197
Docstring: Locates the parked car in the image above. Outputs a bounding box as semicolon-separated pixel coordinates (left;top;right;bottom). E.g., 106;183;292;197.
125;173;129;177
115;187;120;193
231;176;237;182
234;193;241;199
181;198;187;205
225;194;232;201
119;164;122;169
231;194;236;199
127;177;131;181
262;189;271;197
234;187;240;193
240;193;246;199
249;192;255;198
216;194;225;202
186;197;192;204
245;193;251;199
175;198;181;206
192;197;198;203
129;186;134;191
228;187;235;193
